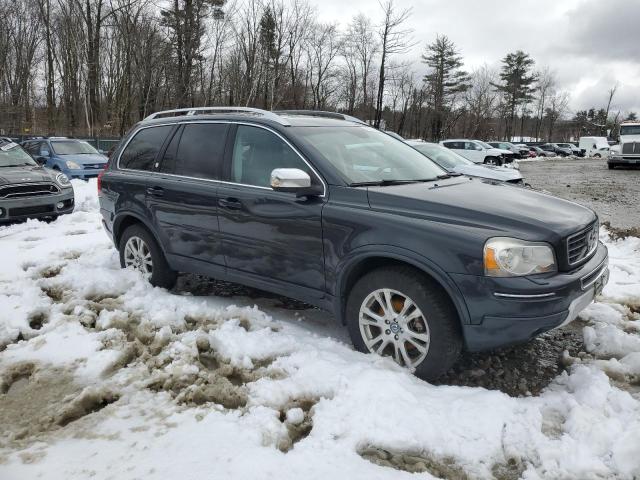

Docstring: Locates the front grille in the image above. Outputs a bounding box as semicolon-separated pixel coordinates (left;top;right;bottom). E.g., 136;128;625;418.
84;164;105;169
622;142;640;155
0;183;60;198
566;222;598;266
9;205;54;216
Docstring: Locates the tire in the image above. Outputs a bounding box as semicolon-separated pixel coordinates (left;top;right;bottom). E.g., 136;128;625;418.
484;156;502;166
118;224;177;289
594;154;601;159
346;266;463;381
608;163;614;170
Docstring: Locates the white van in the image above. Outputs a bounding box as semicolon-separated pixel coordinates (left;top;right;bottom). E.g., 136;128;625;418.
579;137;610;158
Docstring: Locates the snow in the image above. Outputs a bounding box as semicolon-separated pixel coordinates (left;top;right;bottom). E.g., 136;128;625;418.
0;179;639;479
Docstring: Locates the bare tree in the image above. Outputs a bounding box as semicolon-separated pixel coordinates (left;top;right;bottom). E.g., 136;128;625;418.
374;0;413;128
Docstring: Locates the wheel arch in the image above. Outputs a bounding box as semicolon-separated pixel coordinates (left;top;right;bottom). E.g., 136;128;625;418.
113;212;160;250
334;247;471;328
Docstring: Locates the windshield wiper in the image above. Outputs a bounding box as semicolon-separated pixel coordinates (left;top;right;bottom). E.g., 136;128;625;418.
350;179;426;187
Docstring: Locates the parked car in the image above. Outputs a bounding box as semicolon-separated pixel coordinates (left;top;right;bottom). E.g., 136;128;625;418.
540;143;572;157
529;146;556;157
439;139;508;165
608;123;640;169
0;138;74;223
407;141;524;185
556;143;584;157
513;143;537;157
21;137;108;179
578;137;611;159
99;107;609;381
488;141;528;159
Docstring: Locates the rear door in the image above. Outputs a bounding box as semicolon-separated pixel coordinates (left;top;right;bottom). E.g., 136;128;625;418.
217;124;326;294
147;122;228;269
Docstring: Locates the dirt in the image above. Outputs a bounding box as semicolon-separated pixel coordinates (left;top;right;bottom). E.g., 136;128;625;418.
519;158;640;231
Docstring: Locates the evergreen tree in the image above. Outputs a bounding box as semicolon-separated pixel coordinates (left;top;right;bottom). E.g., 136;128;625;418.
492;50;537;140
422;34;469;141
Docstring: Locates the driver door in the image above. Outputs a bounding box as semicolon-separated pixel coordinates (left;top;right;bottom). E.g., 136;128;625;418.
217;124;327;294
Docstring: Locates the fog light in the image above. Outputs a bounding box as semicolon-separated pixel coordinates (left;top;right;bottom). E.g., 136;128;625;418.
56;202;65;209
0;207;4;216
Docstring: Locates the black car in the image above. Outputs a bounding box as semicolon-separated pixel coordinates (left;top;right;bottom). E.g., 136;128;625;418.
98;108;609;380
540;143;572;157
0;138;74;223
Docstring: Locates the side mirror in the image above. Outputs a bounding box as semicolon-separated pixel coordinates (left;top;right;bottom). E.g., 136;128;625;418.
270;168;321;197
40;149;50;157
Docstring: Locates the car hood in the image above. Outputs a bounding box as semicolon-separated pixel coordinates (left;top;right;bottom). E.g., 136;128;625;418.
0;165;58;186
451;164;522;181
366;177;595;241
60;153;108;165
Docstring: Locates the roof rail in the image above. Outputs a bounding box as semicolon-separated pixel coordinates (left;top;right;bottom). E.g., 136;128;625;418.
275;110;367;125
143;107;290;125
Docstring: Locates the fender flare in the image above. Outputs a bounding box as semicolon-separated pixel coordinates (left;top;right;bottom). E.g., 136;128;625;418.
333;245;471;327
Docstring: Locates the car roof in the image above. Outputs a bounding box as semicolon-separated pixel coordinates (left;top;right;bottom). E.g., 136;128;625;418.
137;108;367;129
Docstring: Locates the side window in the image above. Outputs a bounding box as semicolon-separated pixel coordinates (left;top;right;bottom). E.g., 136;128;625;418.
39;143;50;155
120;125;172;171
172;123;227;179
231;125;311;188
465;142;478;150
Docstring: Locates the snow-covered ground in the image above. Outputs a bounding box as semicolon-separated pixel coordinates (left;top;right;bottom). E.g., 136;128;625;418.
1;180;639;480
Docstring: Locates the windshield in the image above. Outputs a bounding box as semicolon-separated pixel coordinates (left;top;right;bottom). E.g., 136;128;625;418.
412;143;473;168
292;126;445;183
620;125;640;136
51;140;99;155
0;143;38;167
476;141;493;149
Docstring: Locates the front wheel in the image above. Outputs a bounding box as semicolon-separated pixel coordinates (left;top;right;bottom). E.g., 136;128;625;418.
119;224;177;289
594;153;602;159
346;266;462;381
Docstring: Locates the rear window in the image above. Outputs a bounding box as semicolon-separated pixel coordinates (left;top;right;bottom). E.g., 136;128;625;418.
120;126;173;171
162;123;228;179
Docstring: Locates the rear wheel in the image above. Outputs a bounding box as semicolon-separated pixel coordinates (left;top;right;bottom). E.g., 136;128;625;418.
119;224;177;289
346;266;462;381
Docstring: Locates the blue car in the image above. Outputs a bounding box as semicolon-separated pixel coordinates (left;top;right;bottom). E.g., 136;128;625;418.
21;137;108;179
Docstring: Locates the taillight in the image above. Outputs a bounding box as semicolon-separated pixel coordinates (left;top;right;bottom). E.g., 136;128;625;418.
97;159;109;193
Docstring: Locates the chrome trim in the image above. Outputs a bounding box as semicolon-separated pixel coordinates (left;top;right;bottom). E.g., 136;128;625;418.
0;182;60;198
580;258;608;291
566;222;598;266
143;107;291;126
494;292;556;299
116;121;328;198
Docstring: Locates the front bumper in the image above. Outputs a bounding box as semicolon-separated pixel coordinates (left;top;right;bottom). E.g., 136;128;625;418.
0;188;75;223
67;168;104;179
608;156;640;165
451;243;609;351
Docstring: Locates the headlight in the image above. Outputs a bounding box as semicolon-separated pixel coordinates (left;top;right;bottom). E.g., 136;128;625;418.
55;173;71;186
484;237;556;277
66;160;81;169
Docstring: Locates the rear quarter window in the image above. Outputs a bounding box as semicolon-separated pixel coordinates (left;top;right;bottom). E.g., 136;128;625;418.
119;125;173;171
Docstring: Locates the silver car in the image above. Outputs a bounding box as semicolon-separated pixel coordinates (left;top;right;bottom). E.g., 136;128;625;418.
408;141;524;185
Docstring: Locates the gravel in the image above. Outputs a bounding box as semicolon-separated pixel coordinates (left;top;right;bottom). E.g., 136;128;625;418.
520;157;640;232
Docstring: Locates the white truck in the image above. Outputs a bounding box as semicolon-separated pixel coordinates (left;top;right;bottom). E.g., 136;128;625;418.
578;136;610;158
608;122;640;169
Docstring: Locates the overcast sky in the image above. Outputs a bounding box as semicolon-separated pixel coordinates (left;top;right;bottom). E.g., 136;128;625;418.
312;0;640;116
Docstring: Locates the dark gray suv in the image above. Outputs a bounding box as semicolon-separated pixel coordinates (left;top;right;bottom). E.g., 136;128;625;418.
98;107;609;380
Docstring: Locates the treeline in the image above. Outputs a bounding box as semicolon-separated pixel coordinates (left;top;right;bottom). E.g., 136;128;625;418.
0;0;631;140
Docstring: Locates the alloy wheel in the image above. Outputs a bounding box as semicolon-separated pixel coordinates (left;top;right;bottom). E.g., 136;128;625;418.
123;236;153;279
358;288;430;369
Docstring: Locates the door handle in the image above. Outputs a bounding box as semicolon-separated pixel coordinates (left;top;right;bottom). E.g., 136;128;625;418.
218;197;242;210
146;186;164;197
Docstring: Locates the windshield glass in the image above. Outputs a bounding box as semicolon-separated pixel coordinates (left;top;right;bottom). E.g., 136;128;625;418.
412;143;472;168
620;125;640;136
292;126;445;183
476;140;493;149
51;140;99;155
0;143;38;167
